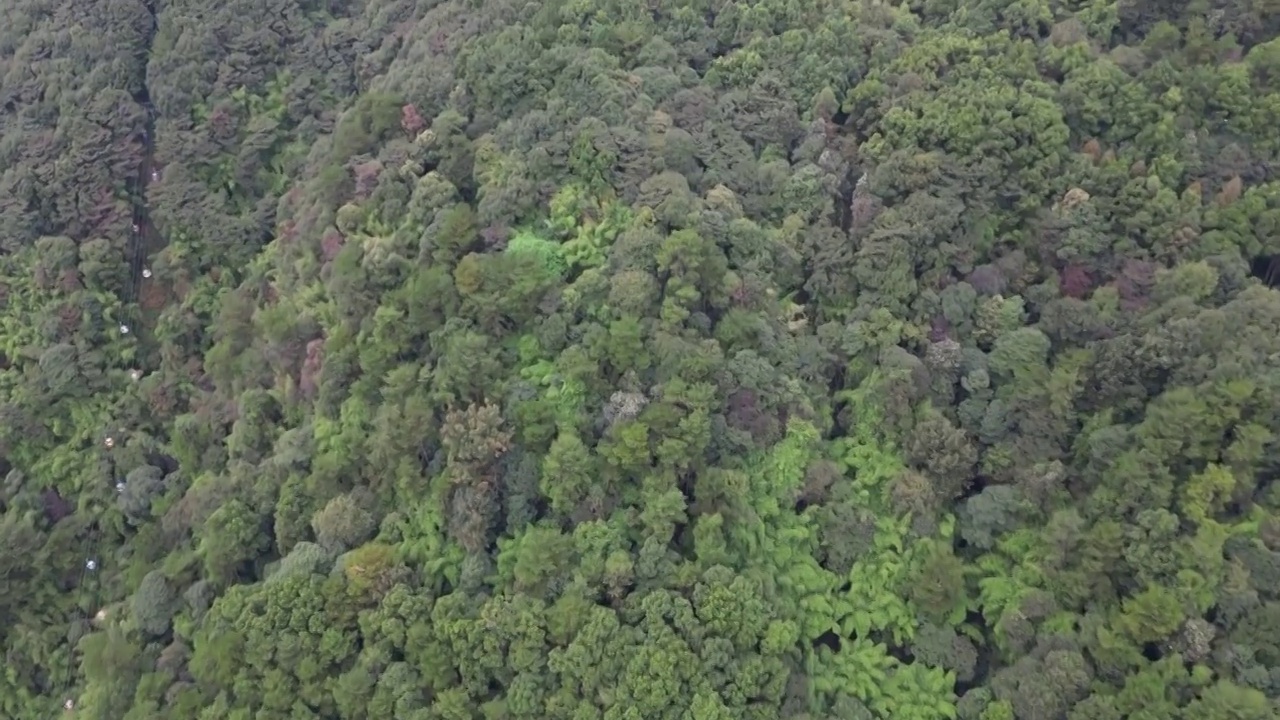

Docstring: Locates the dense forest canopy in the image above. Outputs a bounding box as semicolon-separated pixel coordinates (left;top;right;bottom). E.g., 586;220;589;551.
3;0;1280;717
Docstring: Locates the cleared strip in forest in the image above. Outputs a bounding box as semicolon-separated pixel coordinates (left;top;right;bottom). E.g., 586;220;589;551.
124;0;167;342
54;1;162;710
126;104;154;308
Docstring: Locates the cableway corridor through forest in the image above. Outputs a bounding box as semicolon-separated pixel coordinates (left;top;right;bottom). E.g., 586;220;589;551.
42;3;169;713
127;0;164;325
3;0;1280;719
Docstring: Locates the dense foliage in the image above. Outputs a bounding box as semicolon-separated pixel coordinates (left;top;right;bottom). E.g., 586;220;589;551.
3;0;1280;718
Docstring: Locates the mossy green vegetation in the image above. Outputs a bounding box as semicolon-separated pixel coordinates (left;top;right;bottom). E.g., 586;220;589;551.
2;0;1280;718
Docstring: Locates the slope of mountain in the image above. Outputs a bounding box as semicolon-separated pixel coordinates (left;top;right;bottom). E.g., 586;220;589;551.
2;0;1280;718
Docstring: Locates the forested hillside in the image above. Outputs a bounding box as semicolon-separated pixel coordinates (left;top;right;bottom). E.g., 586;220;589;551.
3;0;1280;717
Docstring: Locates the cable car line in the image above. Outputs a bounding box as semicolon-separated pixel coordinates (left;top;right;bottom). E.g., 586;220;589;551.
57;506;105;713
